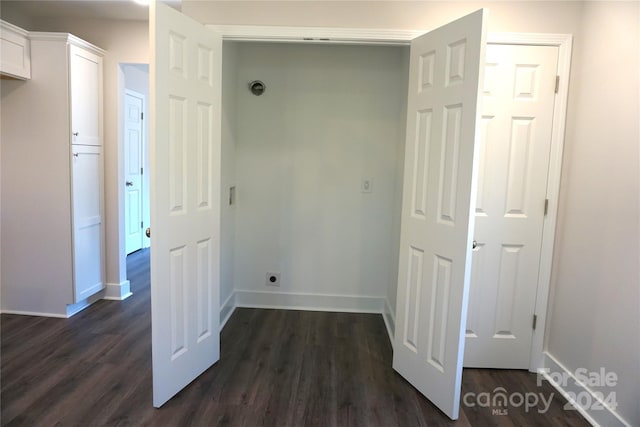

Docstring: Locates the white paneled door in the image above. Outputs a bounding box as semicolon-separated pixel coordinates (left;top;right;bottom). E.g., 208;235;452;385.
393;9;487;420
464;44;559;368
150;2;222;407
125;90;145;255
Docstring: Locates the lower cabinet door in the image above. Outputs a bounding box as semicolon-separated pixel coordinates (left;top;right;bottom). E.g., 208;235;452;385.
71;144;104;302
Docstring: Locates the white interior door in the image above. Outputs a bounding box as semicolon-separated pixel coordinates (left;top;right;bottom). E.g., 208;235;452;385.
125;90;145;254
393;9;487;420
464;44;559;368
150;1;222;407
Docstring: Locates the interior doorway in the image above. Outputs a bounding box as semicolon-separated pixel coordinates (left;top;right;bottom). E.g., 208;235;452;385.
120;63;150;256
148;4;571;414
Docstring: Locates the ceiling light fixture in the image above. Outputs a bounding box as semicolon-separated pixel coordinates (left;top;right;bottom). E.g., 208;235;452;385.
133;0;150;6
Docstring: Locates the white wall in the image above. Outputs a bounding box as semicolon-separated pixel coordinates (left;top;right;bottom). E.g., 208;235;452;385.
230;42;408;307
545;3;640;426
122;63;150;250
183;1;584;34
220;42;238;314
388;48;409;321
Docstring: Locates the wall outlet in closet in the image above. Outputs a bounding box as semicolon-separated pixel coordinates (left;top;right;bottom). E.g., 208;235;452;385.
266;272;280;286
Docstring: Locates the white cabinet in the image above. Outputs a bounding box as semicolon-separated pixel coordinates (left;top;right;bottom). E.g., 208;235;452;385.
0;33;105;317
0;20;31;79
72;145;105;302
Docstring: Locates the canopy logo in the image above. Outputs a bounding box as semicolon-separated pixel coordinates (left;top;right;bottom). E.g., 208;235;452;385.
462;387;554;415
538;367;618;411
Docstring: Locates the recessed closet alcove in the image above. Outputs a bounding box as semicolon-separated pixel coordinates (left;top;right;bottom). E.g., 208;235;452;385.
219;41;410;313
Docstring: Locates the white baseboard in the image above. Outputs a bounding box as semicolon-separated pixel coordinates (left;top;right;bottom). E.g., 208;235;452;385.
234;289;385;314
1;309;68;318
66;290;105;317
542;352;630;427
220;291;236;331
382;298;395;348
2;290;105;318
103;281;133;301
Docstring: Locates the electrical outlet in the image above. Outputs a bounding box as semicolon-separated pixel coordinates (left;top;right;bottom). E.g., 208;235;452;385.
266;272;280;286
361;178;373;193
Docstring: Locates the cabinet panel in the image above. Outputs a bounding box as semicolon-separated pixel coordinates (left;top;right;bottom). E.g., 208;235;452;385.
70;45;102;146
72;145;105;302
0;20;31;79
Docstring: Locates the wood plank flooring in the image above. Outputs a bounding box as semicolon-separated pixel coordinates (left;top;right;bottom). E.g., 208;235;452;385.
1;249;589;426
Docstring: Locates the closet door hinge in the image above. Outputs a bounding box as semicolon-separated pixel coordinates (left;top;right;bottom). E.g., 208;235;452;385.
555;76;560;94
544;199;549;216
141;112;144;120
141;221;144;229
532;314;538;330
141;167;143;175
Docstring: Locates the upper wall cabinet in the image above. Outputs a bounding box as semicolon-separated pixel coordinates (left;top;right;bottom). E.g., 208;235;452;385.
0;20;31;79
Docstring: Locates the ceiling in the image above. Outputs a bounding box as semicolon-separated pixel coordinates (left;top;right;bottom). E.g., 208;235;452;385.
1;0;181;22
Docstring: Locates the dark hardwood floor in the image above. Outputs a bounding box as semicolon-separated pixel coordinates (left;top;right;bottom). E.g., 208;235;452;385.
1;249;589;426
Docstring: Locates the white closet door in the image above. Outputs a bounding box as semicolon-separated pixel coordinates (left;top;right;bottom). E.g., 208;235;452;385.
70;44;102;146
150;2;222;407
393;9;487;420
71;145;104;302
464;44;559;369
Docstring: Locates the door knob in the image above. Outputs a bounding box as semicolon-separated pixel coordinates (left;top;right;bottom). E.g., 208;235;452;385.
145;227;151;238
126;181;133;186
472;240;478;249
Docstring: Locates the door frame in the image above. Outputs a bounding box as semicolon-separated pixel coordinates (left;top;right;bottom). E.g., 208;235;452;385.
114;63;150;301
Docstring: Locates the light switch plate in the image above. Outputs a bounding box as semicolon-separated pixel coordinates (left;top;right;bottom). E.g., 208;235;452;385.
361;178;373;193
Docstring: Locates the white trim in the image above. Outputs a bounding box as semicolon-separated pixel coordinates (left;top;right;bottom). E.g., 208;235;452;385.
234;289;385;314
487;32;573;46
1;310;68;319
208;25;423;45
382;298;395;348
0;19;29;37
66;291;105;317
219;291;236;331
542;352;630;427
28;32;105;55
103;280;133;301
